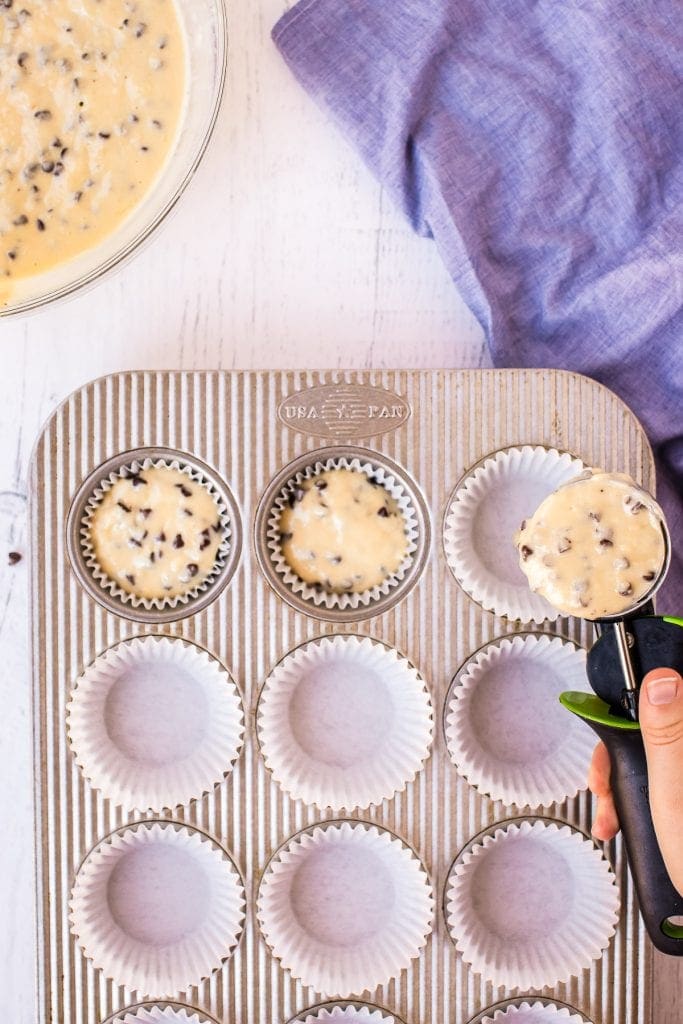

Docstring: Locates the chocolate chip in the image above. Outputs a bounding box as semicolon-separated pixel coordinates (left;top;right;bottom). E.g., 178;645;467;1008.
212;521;222;534
329;555;342;564
129;537;142;548
36;218;46;231
150;552;155;564
618;582;633;597
135;21;147;37
377;506;390;517
288;487;304;507
557;537;572;553
41;160;55;173
599;538;614;547
125;573;135;585
13;214;28;226
183;508;193;517
34;109;52;120
117;500;131;513
186;562;199;577
588;511;601;522
0;1;14;9
17;52;28;68
156;532;166;543
520;545;533;560
315;480;328;491
140;508;152;518
643;570;656;581
98;131;111;140
279;531;293;545
128;473;146;487
172;534;184;549
174;482;193;498
8;551;21;566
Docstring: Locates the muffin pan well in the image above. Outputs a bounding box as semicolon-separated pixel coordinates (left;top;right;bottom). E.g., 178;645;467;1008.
30;370;656;1024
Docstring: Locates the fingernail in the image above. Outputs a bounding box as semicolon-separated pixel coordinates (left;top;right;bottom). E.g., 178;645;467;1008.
646;671;680;706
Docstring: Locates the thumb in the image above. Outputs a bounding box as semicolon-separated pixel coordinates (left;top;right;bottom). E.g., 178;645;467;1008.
639;668;683;897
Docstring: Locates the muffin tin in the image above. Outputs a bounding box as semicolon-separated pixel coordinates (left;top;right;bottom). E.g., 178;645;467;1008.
30;370;655;1024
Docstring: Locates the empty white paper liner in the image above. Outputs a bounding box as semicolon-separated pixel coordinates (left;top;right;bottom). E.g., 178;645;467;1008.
67;636;244;812
257;821;434;996
69;822;246;995
481;1003;587;1024
267;455;419;611
446;820;619;990
115;1008;209;1024
444;446;585;622
445;634;594;808
258;635;433;810
80;455;232;612
301;1007;396;1024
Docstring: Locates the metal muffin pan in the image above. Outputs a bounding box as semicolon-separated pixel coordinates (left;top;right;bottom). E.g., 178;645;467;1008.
30;370;655;1024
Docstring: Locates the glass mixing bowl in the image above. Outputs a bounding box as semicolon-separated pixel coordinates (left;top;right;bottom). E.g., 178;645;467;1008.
0;0;228;318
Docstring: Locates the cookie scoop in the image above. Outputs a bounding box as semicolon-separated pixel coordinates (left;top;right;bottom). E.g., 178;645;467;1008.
515;471;667;620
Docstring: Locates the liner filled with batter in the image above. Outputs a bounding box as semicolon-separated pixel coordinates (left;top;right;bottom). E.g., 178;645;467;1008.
266;455;419;612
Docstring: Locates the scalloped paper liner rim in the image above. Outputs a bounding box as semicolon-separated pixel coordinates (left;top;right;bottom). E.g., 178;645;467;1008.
257;634;433;810
444;634;594;807
66;635;245;812
257;821;434;996
481;1001;588;1024
69;822;246;996
443;446;586;623
80;455;232;611
445;820;620;991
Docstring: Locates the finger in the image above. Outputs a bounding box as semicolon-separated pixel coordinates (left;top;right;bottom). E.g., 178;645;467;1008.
591;791;620;841
587;742;620;839
587;741;612;797
639;668;683;896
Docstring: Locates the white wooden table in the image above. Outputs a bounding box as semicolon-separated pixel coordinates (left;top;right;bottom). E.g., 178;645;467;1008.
0;1;679;1020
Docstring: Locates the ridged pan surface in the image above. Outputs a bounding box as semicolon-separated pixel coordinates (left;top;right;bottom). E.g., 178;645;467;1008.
30;370;654;1024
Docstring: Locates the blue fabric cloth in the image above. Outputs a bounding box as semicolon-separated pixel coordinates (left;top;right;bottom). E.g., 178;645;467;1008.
273;0;683;613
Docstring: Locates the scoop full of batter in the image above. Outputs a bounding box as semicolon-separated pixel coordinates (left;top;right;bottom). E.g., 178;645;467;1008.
515;471;666;619
278;468;408;594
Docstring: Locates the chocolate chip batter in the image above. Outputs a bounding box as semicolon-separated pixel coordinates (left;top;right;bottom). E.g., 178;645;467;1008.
516;471;666;619
279;468;408;593
89;466;225;600
0;0;186;306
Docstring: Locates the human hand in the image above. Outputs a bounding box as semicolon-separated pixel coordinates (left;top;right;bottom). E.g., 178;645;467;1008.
588;668;683;897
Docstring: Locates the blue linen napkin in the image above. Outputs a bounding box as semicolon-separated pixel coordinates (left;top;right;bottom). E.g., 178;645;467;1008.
273;0;683;612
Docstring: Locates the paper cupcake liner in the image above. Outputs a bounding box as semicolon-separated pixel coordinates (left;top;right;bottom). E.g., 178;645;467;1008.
80;456;232;612
300;1007;396;1024
445;634;594;808
266;455;419;611
481;1002;587;1024
67;636;244;812
115;1008;210;1024
446;819;619;990
444;446;586;622
258;635;433;810
70;822;246;996
257;821;434;996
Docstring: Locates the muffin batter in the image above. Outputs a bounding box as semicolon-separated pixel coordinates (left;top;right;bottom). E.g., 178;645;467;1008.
516;471;666;619
88;466;225;600
0;0;186;306
279;468;408;593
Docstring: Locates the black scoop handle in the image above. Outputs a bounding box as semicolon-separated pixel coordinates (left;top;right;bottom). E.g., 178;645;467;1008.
583;714;683;955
